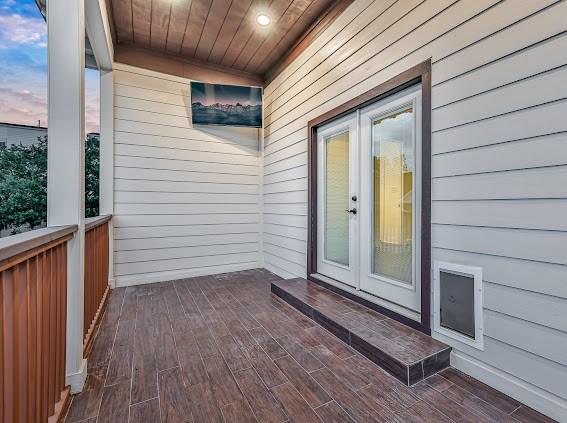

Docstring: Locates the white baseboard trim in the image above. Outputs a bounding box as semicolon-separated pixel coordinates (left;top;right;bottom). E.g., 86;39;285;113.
114;262;261;287
66;358;88;394
451;350;567;423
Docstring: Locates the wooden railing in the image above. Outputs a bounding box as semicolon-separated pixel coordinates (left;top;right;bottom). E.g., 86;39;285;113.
83;215;111;354
0;225;77;423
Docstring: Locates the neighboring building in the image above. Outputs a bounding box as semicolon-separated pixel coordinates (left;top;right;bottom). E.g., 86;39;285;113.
0;124;99;149
0;122;47;147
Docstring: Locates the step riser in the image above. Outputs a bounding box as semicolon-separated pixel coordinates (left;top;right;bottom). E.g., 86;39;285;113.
271;283;451;386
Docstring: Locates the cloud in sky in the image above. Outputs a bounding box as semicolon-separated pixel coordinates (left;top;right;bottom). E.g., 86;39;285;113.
0;0;100;133
0;12;47;49
0;0;39;16
0;73;100;133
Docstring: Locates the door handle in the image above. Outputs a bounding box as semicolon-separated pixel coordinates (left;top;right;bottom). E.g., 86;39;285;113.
345;208;357;215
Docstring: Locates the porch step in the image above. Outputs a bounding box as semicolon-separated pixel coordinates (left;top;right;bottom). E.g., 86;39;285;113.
271;278;451;386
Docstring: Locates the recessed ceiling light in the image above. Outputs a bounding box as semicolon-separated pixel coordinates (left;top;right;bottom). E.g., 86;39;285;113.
257;14;271;27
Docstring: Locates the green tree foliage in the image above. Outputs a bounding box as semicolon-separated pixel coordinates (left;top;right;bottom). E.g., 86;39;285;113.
0;134;99;235
0;136;48;233
85;134;100;219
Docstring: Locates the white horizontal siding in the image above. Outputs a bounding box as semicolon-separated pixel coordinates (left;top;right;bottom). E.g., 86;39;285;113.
432;133;567;178
483;283;566;334
433;166;567;200
115;155;259;175
432;248;565;298
432;98;567;154
115;167;259;185
432;32;567;108
113;64;262;284
441;334;567;402
116;233;260;251
483;310;567;366
262;0;567;419
115;132;259;155
432;200;567;231
115;252;259;277
115;223;259;239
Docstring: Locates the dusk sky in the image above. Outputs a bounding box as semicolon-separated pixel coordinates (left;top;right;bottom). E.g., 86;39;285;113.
0;0;100;133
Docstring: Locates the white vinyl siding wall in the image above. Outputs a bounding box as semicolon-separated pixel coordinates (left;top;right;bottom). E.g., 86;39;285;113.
112;63;262;286
261;0;567;420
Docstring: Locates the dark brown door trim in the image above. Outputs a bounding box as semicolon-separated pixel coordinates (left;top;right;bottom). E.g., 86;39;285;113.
307;59;432;334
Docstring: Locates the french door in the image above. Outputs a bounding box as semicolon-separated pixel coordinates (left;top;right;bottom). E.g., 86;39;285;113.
316;85;422;313
316;114;358;287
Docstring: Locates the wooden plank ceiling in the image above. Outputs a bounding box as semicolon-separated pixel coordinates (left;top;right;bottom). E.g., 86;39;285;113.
111;0;339;80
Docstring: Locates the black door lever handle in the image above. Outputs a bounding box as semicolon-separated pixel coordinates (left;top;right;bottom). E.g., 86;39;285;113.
345;208;357;215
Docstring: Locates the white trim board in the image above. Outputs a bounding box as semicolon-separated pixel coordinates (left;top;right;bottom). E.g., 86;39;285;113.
451;350;567;423
114;262;261;287
113;62;192;84
85;0;113;70
66;358;87;394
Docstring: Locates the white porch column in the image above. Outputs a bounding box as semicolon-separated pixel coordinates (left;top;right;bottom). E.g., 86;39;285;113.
99;69;115;287
47;0;87;394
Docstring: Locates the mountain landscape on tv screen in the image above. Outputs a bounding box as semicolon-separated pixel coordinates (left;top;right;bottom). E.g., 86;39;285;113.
190;82;262;127
191;102;262;127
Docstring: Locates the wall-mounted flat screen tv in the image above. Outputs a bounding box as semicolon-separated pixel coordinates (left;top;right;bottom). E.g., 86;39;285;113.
191;81;262;127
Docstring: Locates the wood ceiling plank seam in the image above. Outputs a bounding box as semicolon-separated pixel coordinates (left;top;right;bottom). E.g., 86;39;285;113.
248;0;312;73
180;0;214;58
253;0;328;74
223;0;280;68
244;0;313;72
149;0;153;47
224;23;256;68
231;0;295;70
132;0;152;47
206;0;236;61
219;0;267;68
151;0;174;50
130;0;135;42
164;1;174;50
112;0;134;42
173;0;195;55
194;0;234;61
112;0;348;83
192;0;214;58
106;0;118;44
207;0;254;64
227;0;282;69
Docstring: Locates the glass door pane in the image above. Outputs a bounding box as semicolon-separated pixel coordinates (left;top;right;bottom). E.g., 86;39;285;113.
372;106;414;284
325;131;350;266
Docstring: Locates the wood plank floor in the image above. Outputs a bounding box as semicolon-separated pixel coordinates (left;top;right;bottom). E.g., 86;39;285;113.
65;269;555;423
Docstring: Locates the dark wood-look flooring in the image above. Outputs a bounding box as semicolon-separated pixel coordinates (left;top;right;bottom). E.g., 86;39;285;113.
65;269;555;423
271;278;451;385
